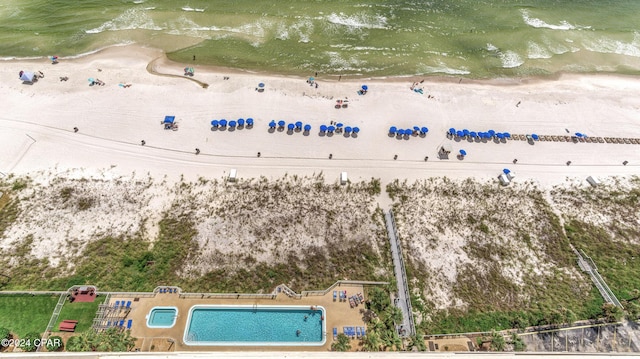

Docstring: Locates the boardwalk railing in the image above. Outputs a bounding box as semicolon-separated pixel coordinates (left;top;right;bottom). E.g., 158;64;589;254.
387;209;416;338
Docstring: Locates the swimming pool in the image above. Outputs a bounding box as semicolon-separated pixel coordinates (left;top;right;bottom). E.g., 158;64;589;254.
184;305;326;346
146;306;178;328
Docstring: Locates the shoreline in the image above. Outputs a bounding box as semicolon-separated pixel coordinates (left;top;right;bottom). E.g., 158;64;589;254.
5;44;640;86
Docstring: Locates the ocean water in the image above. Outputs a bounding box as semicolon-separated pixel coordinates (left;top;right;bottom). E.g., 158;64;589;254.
1;0;639;78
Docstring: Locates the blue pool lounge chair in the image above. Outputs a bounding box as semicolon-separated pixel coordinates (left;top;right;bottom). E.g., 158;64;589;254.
106;321;111;327
333;291;337;301
114;300;120;309
362;327;367;336
126;301;131;309
356;327;361;338
127;319;132;329
333;327;337;339
119;320;125;327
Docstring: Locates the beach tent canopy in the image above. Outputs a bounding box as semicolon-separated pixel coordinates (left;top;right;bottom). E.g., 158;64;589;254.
164;116;175;124
459;149;467;156
20;71;36;82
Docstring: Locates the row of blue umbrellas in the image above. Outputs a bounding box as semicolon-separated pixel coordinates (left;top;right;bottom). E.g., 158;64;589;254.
319;124;360;134
389;126;429;136
449;128;511;139
211;118;254;128
268;120;312;132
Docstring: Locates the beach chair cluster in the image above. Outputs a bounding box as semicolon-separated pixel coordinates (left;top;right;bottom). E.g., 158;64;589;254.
103;319;133;330
97;300;134;331
114;300;132;310
158;287;178;294
269;120;312;134
211;118;254;130
341;326;367;339
319;123;359;137
348;292;365;308
448;128;511;141
334;290;348;302
389;126;428;138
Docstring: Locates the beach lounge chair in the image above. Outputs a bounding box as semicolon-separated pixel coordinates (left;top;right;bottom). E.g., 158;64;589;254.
119;320;125;327
349;296;356;308
127;319;133;329
356;327;361;338
126;301;131;309
350;327;356;339
333;291;337;301
361;327;366;337
358;292;364;303
333;327;337;340
343;327;348;335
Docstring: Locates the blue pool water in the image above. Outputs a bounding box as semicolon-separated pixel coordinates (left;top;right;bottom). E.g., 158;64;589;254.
147;307;178;328
184;305;326;346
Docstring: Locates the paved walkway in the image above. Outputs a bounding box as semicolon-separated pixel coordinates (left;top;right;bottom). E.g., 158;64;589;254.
384;209;415;337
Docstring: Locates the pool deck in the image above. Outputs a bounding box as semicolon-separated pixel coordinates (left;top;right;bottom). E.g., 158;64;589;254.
107;284;368;352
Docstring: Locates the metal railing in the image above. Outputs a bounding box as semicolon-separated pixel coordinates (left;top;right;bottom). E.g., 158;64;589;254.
38;290;69;351
387;209;416;337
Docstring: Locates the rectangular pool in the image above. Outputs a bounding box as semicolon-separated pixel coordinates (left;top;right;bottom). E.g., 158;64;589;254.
147;306;178;328
183;305;326;346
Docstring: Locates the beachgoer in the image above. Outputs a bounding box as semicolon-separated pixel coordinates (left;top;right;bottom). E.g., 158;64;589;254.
73;127;78;133
195;148;200;155
315;72;318;77
339;75;341;81
623;160;628;165
566;160;571;166
257;152;261;157
193;55;196;61
315;83;318;88
424;156;428;162
141;140;146;146
296;330;301;336
513;158;518;164
329;154;333;159
516;101;521;107
394;154;398;160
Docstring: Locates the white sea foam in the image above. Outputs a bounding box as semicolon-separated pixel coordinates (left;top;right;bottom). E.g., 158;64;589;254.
422;64;470;75
325;51;365;71
582;34;640;58
499;50;524;68
527;41;552;59
521;9;588;31
486;43;498;52
181;6;205;12
326;12;387;30
85;8;162;34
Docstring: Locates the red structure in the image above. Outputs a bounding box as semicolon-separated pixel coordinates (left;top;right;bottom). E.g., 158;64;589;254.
71;286;97;303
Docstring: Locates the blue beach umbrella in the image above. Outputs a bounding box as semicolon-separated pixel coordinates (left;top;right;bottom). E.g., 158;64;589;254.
237;118;245;126
575;132;583;137
269;120;276;128
288;123;295;130
352;127;360;133
532;134;539;140
459;149;467;156
258;83;265;88
504;132;511;138
463;129;470;136
211;120;219;127
229;120;237;128
496;133;504;139
421;127;428;134
449;128;456;135
361;85;368;90
397;129;405;136
320;125;327;132
389;126;397;134
295;121;303;129
344;126;352;133
456;130;464;137
336;123;343;128
303;124;311;132
246;118;254;126
503;168;511;174
488;130;496;136
414;126;421;132
328;125;336;132
278;120;285;128
470;131;477;138
219;119;227;127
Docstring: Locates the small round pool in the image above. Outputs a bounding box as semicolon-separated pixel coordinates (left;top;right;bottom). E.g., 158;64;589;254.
147;306;178;328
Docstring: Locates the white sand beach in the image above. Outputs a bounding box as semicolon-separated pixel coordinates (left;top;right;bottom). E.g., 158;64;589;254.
1;45;639;189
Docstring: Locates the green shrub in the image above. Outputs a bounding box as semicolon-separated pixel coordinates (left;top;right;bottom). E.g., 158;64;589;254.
45;335;63;352
0;327;10;340
19;332;41;352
